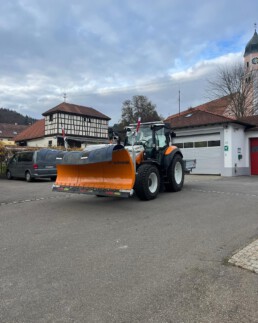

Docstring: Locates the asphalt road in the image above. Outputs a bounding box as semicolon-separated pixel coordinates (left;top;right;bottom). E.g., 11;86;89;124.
1;175;258;323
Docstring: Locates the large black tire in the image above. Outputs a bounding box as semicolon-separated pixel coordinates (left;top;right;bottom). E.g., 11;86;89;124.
134;164;160;201
165;155;184;192
6;170;13;180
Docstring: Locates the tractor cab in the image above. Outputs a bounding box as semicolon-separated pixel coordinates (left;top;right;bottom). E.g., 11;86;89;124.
124;122;174;160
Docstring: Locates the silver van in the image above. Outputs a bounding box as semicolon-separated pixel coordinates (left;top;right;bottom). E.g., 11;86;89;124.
6;149;61;182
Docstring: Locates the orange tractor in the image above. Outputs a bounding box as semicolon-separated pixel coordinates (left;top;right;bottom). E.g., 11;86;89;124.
52;122;195;200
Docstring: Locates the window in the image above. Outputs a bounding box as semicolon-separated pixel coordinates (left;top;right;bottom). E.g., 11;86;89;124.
251;146;258;153
18;152;33;162
184;142;193;148
208;140;220;147
48;140;52;147
175;143;183;148
49;115;53;122
247;61;249;68
37;149;60;162
194;141;207;148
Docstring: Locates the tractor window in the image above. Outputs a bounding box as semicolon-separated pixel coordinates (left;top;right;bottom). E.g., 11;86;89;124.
155;128;167;148
125;126;153;147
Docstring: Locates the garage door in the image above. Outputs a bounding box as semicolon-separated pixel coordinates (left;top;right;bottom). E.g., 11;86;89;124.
174;133;222;174
250;138;258;175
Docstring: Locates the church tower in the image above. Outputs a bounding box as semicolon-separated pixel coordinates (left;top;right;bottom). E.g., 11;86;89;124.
244;24;258;114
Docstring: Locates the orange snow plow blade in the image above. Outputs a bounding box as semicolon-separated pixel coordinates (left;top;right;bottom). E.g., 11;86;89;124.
53;145;135;198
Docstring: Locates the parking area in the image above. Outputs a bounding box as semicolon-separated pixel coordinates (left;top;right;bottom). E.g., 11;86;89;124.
1;175;258;322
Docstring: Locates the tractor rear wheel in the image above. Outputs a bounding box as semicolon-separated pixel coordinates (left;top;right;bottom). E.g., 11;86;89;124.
165;155;184;192
134;164;160;200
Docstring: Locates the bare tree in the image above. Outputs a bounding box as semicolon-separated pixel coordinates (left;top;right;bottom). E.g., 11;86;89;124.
207;63;258;118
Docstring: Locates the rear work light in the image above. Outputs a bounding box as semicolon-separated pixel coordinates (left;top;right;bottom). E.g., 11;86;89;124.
33;164;38;169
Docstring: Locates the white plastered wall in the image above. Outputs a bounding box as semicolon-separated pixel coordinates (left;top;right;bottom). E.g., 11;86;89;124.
26;136;57;147
222;124;249;176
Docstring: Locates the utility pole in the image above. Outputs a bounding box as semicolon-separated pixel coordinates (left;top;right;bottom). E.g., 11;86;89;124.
178;89;181;115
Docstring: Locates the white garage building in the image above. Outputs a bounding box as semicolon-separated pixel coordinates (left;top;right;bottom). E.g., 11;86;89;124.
166;27;258;176
166;99;258;176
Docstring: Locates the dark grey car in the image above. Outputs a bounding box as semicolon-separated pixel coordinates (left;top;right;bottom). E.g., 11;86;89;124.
6;149;61;182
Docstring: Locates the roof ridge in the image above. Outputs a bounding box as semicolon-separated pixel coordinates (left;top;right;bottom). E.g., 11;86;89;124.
196;108;235;120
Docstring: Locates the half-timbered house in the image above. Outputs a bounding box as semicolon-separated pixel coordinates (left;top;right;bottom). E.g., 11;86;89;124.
14;102;111;148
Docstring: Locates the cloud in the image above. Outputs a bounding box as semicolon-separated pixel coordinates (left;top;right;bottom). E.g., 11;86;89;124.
0;0;257;123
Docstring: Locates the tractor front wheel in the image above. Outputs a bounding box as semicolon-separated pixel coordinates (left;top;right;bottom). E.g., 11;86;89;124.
134;164;160;201
165;155;184;192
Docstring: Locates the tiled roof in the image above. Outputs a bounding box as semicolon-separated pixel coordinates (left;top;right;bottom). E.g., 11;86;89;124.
14;119;45;142
0;123;29;139
196;96;235;117
166;95;234;121
238;115;258;131
42;102;111;120
165;95;257;129
166;109;235;129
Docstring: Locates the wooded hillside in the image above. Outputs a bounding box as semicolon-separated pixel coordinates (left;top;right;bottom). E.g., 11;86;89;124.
0;108;37;125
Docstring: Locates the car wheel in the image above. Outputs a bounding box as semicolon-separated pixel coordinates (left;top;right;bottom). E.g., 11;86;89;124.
25;171;33;182
6;170;13;180
50;176;57;181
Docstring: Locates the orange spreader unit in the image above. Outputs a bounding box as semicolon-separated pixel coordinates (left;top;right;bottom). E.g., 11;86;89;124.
53;148;135;197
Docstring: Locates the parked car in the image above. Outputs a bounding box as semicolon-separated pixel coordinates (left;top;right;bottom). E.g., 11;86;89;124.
6;149;62;182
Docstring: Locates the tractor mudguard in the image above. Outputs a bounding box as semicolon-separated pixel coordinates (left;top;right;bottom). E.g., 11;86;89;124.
162;146;183;172
53;144;135;197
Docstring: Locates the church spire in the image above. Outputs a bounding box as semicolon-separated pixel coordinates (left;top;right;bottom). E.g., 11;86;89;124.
244;25;258;57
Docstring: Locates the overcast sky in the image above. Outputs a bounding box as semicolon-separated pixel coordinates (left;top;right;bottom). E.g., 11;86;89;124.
0;0;257;124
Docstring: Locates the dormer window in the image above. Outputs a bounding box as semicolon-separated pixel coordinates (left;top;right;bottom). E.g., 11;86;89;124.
185;113;193;118
13;131;17;134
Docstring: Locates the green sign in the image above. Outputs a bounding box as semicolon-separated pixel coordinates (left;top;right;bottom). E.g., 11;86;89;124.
224;145;229;151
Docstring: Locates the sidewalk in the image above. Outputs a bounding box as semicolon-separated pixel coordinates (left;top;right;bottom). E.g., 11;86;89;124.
229;239;258;274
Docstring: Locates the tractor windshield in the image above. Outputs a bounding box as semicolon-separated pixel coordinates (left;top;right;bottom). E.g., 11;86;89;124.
125;124;168;148
125;125;153;147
